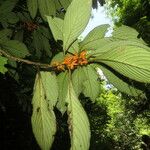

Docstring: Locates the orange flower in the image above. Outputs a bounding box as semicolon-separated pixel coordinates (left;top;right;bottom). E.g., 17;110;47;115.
78;51;88;65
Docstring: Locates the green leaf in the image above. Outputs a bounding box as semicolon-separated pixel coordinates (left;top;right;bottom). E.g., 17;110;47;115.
27;0;38;19
38;0;56;20
66;80;91;150
41;36;52;57
0;29;12;42
1;40;29;58
6;12;19;24
0;56;8;74
0;0;18;15
40;71;58;106
113;25;145;43
80;24;110;50
51;52;64;64
72;67;86;96
56;71;69;114
68;40;79;53
83;65;100;101
98;65;144;97
89;40;150;57
60;0;72;10
31;73;56;150
47;16;63;41
63;0;92;51
93;45;150;83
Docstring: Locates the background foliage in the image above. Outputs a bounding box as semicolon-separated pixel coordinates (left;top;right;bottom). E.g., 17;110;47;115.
0;0;150;150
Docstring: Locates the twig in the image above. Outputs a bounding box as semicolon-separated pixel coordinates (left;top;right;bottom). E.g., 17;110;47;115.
0;49;53;69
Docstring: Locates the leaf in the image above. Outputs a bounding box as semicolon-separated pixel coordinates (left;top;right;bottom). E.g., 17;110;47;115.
93;45;150;83
98;65;144;97
83;65;100;101
0;0;18;15
89;40;150;57
113;25;145;43
56;71;69;114
68;40;79;53
40;71;58;106
51;52;64;64
27;0;38;18
0;56;8;74
1;40;29;58
31;73;56;150
63;0;92;51
6;12;19;24
60;0;72;10
0;29;12;42
66;80;91;150
38;0;56;20
80;24;110;50
41;36;52;57
72;67;86;96
47;16;63;41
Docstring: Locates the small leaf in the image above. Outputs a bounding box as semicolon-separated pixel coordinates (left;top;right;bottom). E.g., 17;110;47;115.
80;24;110;50
1;40;29;58
40;71;58;106
31;73;56;150
0;56;8;74
0;29;12;42
47;16;63;41
99;65;144;97
72;67;86;96
63;0;92;51
83;65;100;101
0;0;18;15
56;71;69;114
66;80;91;150
51;52;64;64
92;45;150;83
38;0;56;20
6;12;19;24
27;0;38;18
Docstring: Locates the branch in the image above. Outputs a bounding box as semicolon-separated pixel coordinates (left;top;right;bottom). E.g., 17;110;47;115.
0;49;53;69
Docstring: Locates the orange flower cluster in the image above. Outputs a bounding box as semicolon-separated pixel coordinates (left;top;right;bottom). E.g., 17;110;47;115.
52;51;88;71
23;22;38;31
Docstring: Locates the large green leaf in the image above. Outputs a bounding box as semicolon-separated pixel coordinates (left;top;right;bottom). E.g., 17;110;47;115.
32;73;56;150
89;40;150;57
40;71;58;106
0;29;12;42
56;71;69;114
80;24;110;50
83;65;100;101
0;56;8;74
66;81;91;150
113;25;145;43
38;0;56;20
27;0;38;18
72;67;86;96
1;40;29;58
92;45;150;83
63;0;92;51
66;80;91;150
47;16;63;41
99;65;144;97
